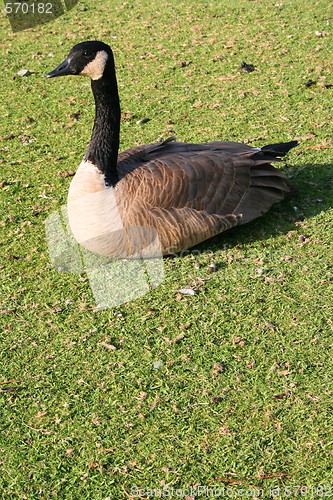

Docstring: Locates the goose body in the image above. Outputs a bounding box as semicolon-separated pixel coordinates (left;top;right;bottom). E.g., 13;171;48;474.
47;41;297;258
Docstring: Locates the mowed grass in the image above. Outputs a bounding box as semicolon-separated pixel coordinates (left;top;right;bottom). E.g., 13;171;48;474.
1;0;333;498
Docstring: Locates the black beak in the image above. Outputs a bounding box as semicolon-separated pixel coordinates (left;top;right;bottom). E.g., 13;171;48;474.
46;57;74;78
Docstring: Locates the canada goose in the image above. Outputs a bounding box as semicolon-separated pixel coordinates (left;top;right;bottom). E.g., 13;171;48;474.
46;41;297;258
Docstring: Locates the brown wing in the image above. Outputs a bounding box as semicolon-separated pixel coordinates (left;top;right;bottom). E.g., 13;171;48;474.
114;140;292;254
118;144;290;217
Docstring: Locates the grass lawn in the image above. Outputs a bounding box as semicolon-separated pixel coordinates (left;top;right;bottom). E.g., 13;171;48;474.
1;0;332;498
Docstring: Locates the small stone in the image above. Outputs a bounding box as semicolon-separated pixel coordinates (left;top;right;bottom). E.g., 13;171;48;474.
153;360;163;369
177;288;198;295
17;69;32;77
255;268;266;275
298;234;306;242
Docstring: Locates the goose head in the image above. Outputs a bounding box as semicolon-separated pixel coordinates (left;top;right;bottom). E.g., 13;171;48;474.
46;41;113;80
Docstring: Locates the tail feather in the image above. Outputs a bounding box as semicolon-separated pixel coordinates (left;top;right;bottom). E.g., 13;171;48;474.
261;140;298;156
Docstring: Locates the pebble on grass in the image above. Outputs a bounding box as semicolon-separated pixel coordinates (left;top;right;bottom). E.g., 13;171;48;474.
17;69;32;77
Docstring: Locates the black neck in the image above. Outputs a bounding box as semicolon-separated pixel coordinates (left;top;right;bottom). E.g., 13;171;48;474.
84;64;121;186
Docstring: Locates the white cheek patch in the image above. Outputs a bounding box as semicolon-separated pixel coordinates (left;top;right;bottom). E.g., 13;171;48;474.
79;50;109;80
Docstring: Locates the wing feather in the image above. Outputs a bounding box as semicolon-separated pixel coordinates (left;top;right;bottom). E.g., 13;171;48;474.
111;138;294;254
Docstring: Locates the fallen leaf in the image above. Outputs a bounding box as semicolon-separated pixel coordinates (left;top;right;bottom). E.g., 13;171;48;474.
232;336;243;344
218;425;231;435
278;370;293;376
9;255;25;261
304;79;316;87
306;394;320;402
121;112;134;120
273;393;288;400
0;386;20;392
35;411;48;418
210;396;224;403
169;333;185;344
88;461;99;469
211;362;224;375
55;170;75;178
2;132;17;140
179;61;192;67
265;321;278;332
98;341;117;351
179;322;191;330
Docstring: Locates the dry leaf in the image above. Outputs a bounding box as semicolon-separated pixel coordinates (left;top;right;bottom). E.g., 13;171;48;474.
273;393;287;400
211;362;224;376
218;425;231;435
169;333;185;344
98;341;117;351
135;391;147;400
232;336;244;345
278;370;292;376
265;321;277;331
35;411;47;418
88;461;99;469
150;395;160;408
121;112;134;120
179;322;191;330
306;394;320;402
210;396;224;403
55;170;75;178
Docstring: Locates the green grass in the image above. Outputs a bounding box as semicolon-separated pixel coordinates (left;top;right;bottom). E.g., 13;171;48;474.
1;0;333;498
